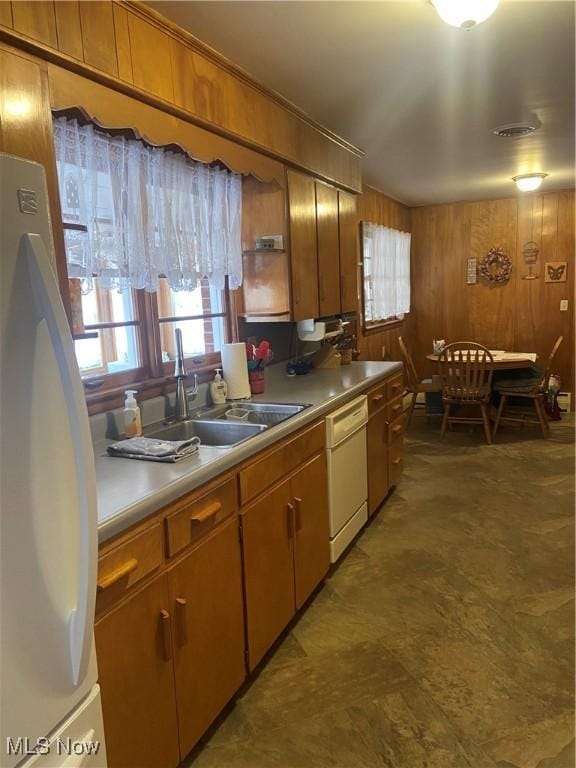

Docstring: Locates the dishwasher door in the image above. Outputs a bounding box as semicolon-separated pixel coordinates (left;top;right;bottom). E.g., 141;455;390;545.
327;426;368;540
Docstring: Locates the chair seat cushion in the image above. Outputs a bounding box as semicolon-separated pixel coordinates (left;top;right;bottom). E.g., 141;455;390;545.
496;377;540;394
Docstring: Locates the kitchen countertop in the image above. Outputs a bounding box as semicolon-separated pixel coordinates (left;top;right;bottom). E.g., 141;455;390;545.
96;360;402;543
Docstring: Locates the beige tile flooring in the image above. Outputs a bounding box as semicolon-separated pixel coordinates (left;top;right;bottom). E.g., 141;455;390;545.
187;413;575;768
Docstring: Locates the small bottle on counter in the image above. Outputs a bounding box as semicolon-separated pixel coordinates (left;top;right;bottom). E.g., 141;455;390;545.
123;390;142;437
210;368;228;404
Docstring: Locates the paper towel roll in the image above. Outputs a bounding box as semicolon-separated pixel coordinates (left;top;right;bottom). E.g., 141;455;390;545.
221;343;251;400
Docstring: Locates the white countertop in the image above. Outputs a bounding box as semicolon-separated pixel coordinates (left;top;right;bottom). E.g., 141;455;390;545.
96;361;401;543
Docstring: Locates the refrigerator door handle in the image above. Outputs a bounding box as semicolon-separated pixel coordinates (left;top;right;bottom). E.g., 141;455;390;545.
24;233;97;687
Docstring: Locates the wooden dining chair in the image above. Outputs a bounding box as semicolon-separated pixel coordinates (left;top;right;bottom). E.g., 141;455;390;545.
437;342;494;444
492;335;564;439
398;336;442;425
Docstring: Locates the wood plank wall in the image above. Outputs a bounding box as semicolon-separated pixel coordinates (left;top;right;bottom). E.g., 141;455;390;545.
0;0;362;191
410;192;575;394
355;185;412;361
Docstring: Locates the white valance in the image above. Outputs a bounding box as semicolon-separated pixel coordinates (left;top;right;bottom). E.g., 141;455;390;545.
53;117;242;292
362;222;411;322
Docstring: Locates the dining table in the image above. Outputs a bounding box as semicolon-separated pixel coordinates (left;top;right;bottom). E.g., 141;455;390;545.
426;350;538;371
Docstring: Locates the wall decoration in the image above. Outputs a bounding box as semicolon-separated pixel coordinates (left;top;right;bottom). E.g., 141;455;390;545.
545;261;567;283
466;257;477;284
521;240;539;280
479;247;512;285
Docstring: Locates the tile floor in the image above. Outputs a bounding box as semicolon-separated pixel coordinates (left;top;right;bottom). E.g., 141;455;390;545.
187;413;575;768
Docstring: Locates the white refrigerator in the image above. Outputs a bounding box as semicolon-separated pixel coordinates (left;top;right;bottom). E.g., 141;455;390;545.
0;154;107;767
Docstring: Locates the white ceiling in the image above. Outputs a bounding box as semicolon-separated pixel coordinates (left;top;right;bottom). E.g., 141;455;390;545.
149;0;575;205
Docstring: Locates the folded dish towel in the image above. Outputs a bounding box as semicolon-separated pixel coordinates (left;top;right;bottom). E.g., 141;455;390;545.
107;436;201;463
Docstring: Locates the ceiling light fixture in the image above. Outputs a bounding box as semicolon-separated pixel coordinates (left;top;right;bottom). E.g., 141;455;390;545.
432;0;500;29
493;122;539;139
512;173;548;192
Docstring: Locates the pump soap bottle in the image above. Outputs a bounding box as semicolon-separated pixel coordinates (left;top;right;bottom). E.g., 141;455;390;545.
123;390;142;437
210;369;228;404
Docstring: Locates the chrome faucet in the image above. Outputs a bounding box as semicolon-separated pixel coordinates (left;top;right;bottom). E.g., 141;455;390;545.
174;328;198;421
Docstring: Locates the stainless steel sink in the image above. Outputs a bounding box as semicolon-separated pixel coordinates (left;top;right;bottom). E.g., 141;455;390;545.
198;402;310;428
147;419;267;448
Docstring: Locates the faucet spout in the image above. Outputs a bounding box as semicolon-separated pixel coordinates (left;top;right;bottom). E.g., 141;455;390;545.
173;329;198;421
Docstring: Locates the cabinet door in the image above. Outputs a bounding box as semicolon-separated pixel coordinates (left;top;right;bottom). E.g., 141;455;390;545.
367;407;390;516
338;190;359;314
241;480;295;670
316;182;341;317
287;169;319;321
292;453;330;609
168;518;246;757
95;576;180;768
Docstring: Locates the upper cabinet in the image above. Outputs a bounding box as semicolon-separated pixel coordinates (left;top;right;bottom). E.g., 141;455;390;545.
241;170;359;322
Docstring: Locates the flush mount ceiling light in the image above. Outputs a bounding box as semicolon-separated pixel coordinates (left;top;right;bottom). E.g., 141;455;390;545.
493;122;539;139
512;173;548;192
432;0;500;29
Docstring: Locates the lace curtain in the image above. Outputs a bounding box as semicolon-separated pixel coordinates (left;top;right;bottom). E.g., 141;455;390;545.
53;117;242;292
362;222;411;322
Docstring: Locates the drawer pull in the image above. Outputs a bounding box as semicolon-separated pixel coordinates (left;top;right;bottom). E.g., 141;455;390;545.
175;598;188;645
190;500;222;525
97;558;138;591
390;381;402;391
391;404;402;413
391;425;403;435
287;502;295;538
160;610;172;661
372;393;385;402
294;497;303;531
391;457;402;466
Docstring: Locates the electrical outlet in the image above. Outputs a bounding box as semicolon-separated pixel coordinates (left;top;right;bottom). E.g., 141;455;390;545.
560;300;568;311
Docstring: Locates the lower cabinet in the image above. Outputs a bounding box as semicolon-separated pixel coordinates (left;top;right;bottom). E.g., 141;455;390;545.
95;575;180;768
242;452;329;670
96;518;246;768
168;517;246;757
367;406;389;516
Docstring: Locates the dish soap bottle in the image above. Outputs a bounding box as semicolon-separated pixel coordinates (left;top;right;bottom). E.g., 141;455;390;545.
210;369;228;404
123;390;142;437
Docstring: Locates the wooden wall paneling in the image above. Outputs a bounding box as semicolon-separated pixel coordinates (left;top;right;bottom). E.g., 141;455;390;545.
549;192;574;392
0;1;12;28
11;1;57;48
54;2;83;61
315;182;341;317
79;1;118;77
127;10;174;102
48;64;286;186
514;195;543;364
113;3;133;83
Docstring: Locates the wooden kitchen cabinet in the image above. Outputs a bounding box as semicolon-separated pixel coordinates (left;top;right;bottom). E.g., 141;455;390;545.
367;405;389;517
95;575;180;768
292;453;330;609
338;190;359;314
168;517;246;757
316;181;341;317
287;169;320;320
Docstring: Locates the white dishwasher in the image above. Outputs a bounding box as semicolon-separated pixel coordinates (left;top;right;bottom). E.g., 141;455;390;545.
325;394;369;562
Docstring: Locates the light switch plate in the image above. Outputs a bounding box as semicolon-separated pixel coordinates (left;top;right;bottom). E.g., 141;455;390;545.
560;300;568;311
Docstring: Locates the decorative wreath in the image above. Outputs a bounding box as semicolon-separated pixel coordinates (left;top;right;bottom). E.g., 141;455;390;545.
479;247;512;284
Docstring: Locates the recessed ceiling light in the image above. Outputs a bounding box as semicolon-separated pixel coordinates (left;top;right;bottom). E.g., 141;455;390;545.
431;0;500;29
512;173;548;192
493;123;539;139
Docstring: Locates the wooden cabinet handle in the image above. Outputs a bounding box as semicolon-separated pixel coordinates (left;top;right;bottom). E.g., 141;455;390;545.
391;425;403;435
294;497;303;532
372;393;385;402
175;598;188;645
390;381;402;391
191;500;221;525
391;403;402;413
287;502;295;538
97;558;138;591
391;457;402;466
160;610;172;661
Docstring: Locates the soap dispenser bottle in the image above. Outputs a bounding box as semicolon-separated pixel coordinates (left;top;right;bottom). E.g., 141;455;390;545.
123;390;142;437
210;369;228;404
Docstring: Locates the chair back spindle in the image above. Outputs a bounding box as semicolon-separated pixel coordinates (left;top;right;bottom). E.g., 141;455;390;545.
398;336;419;389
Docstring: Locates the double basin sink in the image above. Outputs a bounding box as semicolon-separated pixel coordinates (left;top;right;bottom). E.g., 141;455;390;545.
146;402;309;448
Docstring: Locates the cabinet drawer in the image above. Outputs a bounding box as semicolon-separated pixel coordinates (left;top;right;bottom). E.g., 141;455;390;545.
386;395;404;422
387;372;404;401
96;523;163;614
367;380;388;416
388;439;404;488
387;412;406;444
165;478;236;559
239;421;325;505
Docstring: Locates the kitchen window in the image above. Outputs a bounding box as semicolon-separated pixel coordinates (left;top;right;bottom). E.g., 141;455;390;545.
361;222;411;330
53;115;241;404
